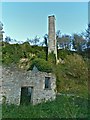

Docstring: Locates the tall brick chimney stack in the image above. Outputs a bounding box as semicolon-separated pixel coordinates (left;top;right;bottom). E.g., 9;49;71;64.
48;15;57;60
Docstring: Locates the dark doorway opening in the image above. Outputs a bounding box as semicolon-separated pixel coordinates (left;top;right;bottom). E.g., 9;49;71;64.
20;87;33;105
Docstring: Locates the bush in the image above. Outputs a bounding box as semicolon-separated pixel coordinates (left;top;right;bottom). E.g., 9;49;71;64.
64;53;88;84
30;58;53;73
2;44;23;65
2;42;47;65
57;49;72;60
54;53;88;97
36;50;46;60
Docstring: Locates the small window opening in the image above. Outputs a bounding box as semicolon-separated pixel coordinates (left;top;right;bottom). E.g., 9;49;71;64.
45;77;51;89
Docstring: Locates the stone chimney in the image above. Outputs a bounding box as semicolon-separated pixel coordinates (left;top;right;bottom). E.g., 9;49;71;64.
48;15;57;60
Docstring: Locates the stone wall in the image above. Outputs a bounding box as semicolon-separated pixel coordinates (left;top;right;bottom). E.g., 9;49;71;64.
0;65;56;105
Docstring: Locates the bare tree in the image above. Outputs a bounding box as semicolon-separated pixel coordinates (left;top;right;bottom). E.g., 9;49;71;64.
0;21;4;41
27;36;40;46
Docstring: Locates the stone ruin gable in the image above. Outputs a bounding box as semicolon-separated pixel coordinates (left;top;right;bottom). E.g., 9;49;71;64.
32;72;56;105
1;66;56;105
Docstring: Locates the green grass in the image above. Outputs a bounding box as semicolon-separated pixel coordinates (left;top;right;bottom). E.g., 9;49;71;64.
2;95;88;119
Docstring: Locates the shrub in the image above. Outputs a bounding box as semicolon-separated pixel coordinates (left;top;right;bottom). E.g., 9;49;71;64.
57;49;71;60
54;53;88;96
64;53;88;84
2;42;23;65
30;58;53;73
36;50;46;60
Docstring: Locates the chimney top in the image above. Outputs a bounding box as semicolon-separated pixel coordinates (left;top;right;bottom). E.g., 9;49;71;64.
48;15;55;18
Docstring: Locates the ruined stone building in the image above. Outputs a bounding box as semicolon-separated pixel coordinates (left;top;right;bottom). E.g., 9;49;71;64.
1;66;56;105
0;15;57;105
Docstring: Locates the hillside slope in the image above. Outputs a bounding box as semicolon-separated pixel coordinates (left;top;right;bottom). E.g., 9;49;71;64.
1;41;88;98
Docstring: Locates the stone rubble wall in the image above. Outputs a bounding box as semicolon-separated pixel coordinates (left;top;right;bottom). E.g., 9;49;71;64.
0;66;56;105
32;72;56;105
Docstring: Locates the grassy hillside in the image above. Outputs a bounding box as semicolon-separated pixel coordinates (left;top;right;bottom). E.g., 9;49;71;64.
1;41;89;119
1;41;88;97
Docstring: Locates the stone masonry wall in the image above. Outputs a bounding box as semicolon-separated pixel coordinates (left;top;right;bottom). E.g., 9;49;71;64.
48;15;57;60
0;65;56;105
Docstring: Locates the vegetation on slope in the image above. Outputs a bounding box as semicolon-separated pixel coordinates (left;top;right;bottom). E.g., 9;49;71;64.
1;27;89;119
1;41;88;98
55;53;88;98
30;58;53;73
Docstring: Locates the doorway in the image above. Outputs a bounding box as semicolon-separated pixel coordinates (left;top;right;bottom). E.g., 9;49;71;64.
20;87;33;105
